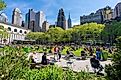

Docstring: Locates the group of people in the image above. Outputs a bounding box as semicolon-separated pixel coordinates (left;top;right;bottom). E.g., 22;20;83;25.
28;46;62;65
27;45;115;74
28;52;48;65
81;46;115;61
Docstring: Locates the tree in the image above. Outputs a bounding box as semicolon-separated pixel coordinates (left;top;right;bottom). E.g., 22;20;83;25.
105;36;121;80
26;23;105;44
0;25;9;44
0;0;6;11
102;21;121;44
46;27;64;43
26;32;45;40
73;23;105;43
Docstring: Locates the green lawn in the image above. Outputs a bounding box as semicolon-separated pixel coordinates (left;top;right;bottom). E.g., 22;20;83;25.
61;46;84;56
72;48;83;56
61;46;70;55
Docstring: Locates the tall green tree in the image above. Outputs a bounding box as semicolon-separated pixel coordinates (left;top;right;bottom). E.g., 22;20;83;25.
105;36;121;80
0;25;9;40
0;0;6;11
26;23;105;44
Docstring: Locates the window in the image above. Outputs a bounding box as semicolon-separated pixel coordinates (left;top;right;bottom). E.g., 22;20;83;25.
14;29;17;32
8;27;11;31
20;30;22;33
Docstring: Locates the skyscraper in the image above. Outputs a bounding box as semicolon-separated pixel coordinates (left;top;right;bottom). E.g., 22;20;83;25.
57;8;66;29
25;9;46;32
42;21;50;32
68;13;72;28
25;9;36;31
12;8;22;26
114;2;121;19
35;11;45;31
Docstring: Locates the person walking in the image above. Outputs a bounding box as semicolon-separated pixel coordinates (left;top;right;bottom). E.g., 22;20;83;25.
54;46;58;61
57;47;61;62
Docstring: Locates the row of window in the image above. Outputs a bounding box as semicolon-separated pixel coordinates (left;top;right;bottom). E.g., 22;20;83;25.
8;27;27;34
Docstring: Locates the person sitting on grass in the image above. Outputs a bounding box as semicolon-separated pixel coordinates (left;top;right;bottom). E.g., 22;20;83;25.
41;53;48;65
28;52;37;63
90;55;103;74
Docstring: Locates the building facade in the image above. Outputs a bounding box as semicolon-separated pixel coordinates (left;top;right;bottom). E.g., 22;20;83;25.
80;12;102;25
25;9;36;31
0;22;30;44
42;21;50;32
114;2;121;19
12;8;22;26
57;8;66;29
80;6;113;24
100;6;113;22
25;9;46;32
68;13;72;28
35;11;45;32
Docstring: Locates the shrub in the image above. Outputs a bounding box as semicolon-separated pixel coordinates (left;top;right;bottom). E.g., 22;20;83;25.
0;46;105;80
105;37;121;80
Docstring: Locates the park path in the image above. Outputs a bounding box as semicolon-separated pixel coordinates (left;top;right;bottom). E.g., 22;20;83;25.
35;53;112;73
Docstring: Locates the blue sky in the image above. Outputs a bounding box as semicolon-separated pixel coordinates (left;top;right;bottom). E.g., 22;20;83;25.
2;0;121;25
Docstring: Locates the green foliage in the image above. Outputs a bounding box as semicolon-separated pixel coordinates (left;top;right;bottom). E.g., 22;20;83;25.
0;0;6;11
26;32;45;40
0;25;9;39
101;21;121;43
0;46;105;80
26;23;105;43
105;36;121;80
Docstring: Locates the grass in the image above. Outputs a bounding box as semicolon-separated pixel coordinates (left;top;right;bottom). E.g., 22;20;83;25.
61;46;84;56
72;48;83;56
61;46;70;55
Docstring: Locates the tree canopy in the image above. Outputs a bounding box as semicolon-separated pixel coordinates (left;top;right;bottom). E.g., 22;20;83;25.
0;0;6;11
0;25;9;39
26;23;105;44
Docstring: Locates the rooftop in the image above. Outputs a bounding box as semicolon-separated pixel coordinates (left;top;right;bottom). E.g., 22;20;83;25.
0;21;29;30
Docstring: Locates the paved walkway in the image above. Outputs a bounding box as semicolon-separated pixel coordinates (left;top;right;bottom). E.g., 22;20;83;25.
34;53;112;73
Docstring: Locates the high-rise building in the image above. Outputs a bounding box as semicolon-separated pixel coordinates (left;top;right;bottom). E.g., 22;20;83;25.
80;12;102;25
80;6;113;24
68;13;72;28
42;21;50;32
12;8;22;26
114;2;121;19
57;8;66;29
99;6;113;22
0;13;8;22
25;9;36;31
25;9;46;32
35;11;45;32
